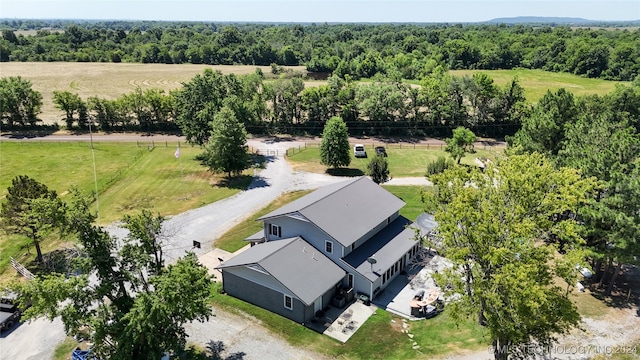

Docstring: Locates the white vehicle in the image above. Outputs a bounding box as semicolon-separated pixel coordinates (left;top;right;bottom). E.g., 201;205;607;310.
353;144;367;158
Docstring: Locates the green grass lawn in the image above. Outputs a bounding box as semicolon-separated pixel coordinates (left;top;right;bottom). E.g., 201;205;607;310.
383;185;426;221
210;283;487;360
0;141;251;224
0;141;253;276
287;145;501;177
448;69;627;103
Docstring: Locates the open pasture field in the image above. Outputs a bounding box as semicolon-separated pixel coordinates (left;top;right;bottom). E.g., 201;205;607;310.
449;68;627;103
0;62;307;124
0;140;248;224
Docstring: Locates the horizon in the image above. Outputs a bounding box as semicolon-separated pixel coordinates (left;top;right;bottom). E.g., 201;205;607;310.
1;1;639;23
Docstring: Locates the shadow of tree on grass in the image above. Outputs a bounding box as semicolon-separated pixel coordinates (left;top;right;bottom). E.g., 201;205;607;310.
215;175;253;190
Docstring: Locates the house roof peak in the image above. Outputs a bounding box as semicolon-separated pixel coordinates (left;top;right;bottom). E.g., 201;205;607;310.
259;176;405;246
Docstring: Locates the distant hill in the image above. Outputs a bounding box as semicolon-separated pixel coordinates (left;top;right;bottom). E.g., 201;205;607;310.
486;16;640;25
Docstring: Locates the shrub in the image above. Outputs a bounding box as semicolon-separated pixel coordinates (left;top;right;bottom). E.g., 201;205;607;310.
426;156;453;177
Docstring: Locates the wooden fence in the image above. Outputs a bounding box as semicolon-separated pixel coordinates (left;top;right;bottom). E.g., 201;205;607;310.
10;256;35;280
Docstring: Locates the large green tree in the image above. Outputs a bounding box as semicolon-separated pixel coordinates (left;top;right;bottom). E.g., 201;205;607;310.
204;105;250;177
18;199;213;359
0;175;64;263
444;126;476;164
558;96;640;295
320;116;351;169
508;88;577;156
426;153;597;360
174;69;228;146
0;76;43;126
52;90;86;128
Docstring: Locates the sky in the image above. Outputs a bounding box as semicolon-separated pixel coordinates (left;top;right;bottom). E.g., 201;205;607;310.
0;0;639;23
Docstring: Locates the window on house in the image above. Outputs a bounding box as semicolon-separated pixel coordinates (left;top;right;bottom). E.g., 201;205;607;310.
284;295;293;310
269;224;282;238
348;273;354;288
325;240;333;254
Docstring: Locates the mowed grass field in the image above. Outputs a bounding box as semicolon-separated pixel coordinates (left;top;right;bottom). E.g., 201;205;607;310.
0;62;307;124
449;68;627;103
0;141;250;224
0;62;626;124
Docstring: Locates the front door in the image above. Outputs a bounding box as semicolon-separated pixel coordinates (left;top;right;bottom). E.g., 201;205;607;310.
314;297;322;313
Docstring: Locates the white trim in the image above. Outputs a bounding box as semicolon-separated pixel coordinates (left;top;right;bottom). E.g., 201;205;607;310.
286;212;310;222
269;224;282;238
284;294;293;310
246;264;269;275
325;240;333;254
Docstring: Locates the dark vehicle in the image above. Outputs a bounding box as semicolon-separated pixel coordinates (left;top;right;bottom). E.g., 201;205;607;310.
0;295;23;331
375;146;387;157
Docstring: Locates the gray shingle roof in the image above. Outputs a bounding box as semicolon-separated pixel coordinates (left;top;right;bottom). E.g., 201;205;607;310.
216;237;345;305
259;177;405;247
244;229;265;242
342;216;418;282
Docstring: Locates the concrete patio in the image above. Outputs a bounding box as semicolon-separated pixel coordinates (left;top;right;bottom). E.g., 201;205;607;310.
373;253;452;320
305;301;376;343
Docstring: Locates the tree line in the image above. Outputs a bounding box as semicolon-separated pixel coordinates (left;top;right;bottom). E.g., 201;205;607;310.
1;20;639;81
1;67;528;137
4;68;639;139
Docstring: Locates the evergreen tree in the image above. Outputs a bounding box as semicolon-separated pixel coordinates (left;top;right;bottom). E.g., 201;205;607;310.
204;105;250;177
320;116;351;169
367;155;391;184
